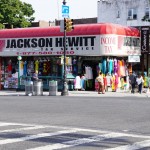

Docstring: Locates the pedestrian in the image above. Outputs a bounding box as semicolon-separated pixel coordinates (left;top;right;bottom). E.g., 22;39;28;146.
129;71;136;93
136;73;144;94
96;72;105;94
32;70;38;81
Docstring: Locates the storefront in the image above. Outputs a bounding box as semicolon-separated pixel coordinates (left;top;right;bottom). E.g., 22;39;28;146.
0;23;140;91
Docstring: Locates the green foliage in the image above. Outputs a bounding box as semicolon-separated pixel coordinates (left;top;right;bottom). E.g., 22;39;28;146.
0;0;35;29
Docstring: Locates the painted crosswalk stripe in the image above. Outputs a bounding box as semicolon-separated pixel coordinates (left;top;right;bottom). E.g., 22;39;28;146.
104;139;150;150
0;122;150;139
0;129;79;145
26;132;124;150
0;126;48;133
0;123;17;127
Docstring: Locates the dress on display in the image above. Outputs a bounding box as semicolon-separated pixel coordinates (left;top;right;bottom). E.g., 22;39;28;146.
74;76;81;90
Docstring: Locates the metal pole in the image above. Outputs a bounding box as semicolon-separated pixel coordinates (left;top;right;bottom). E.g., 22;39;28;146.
18;60;20;90
61;0;69;96
61;27;69;96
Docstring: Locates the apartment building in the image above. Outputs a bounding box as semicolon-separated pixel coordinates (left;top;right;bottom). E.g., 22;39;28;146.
97;0;150;26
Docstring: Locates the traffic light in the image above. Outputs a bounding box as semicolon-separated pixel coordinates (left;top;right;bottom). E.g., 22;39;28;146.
64;18;74;32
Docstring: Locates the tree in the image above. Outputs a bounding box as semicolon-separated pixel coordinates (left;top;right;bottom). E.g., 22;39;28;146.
0;0;35;29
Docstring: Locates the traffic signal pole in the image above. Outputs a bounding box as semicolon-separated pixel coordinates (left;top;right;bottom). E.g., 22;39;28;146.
61;0;69;96
61;25;69;96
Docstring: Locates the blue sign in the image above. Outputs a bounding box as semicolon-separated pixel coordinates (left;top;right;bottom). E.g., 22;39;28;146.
62;5;69;17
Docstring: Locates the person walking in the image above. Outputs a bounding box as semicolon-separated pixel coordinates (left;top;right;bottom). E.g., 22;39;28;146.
136;73;144;94
32;71;38;81
129;71;137;93
96;72;105;94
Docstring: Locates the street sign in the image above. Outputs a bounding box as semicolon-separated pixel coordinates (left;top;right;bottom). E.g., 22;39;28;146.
60;20;64;32
62;5;69;18
128;55;140;63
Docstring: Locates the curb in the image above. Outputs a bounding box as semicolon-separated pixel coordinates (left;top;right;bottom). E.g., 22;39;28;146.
0;91;149;97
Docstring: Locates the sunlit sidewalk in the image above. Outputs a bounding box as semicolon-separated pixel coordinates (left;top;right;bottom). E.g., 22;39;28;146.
0;90;149;97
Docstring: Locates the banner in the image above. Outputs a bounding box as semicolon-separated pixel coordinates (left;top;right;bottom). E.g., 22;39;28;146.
141;26;150;54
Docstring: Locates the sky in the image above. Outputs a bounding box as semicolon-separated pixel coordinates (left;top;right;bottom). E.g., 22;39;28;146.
21;0;98;21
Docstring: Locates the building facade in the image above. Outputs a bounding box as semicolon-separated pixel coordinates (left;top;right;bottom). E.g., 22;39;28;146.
98;0;150;75
97;0;150;27
0;23;140;91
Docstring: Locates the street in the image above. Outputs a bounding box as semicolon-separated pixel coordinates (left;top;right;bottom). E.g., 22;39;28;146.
0;96;150;150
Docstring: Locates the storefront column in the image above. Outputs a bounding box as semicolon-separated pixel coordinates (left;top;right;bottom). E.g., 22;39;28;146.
147;54;149;76
17;56;22;90
141;54;144;75
148;54;150;76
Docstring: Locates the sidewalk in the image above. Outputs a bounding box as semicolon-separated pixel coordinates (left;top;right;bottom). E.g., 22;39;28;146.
0;90;150;97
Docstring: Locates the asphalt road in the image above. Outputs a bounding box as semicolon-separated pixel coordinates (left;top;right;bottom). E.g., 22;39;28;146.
0;96;150;150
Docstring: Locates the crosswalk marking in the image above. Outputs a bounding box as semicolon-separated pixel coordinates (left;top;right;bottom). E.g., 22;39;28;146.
27;133;124;150
0;129;79;145
0;122;150;150
0;122;150;139
0;123;17;127
104;139;150;150
0;126;47;133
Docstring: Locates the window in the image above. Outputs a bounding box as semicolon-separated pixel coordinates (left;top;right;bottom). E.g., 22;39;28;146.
128;9;137;20
116;11;120;18
145;7;150;19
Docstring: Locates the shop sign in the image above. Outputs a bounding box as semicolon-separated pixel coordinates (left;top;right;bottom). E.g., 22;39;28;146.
0;34;141;56
141;26;149;54
0;35;100;56
128;55;140;62
99;35;141;56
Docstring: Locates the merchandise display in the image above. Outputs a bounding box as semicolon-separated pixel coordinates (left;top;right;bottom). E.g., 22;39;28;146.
1;56;78;90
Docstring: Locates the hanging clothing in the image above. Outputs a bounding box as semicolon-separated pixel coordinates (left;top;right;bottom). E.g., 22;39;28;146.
120;77;125;89
19;61;24;76
43;61;50;76
120;60;125;76
98;63;102;73
102;59;106;74
114;59;118;74
115;73;119;91
108;59;113;75
74;76;81;90
23;61;27;76
81;75;86;90
85;66;93;79
128;63;132;74
117;60;121;77
106;74;111;86
35;60;39;72
144;76;149;88
7;63;12;72
103;76;107;91
111;75;116;91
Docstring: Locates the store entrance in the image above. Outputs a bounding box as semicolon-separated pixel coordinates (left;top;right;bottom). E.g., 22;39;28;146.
82;60;98;91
